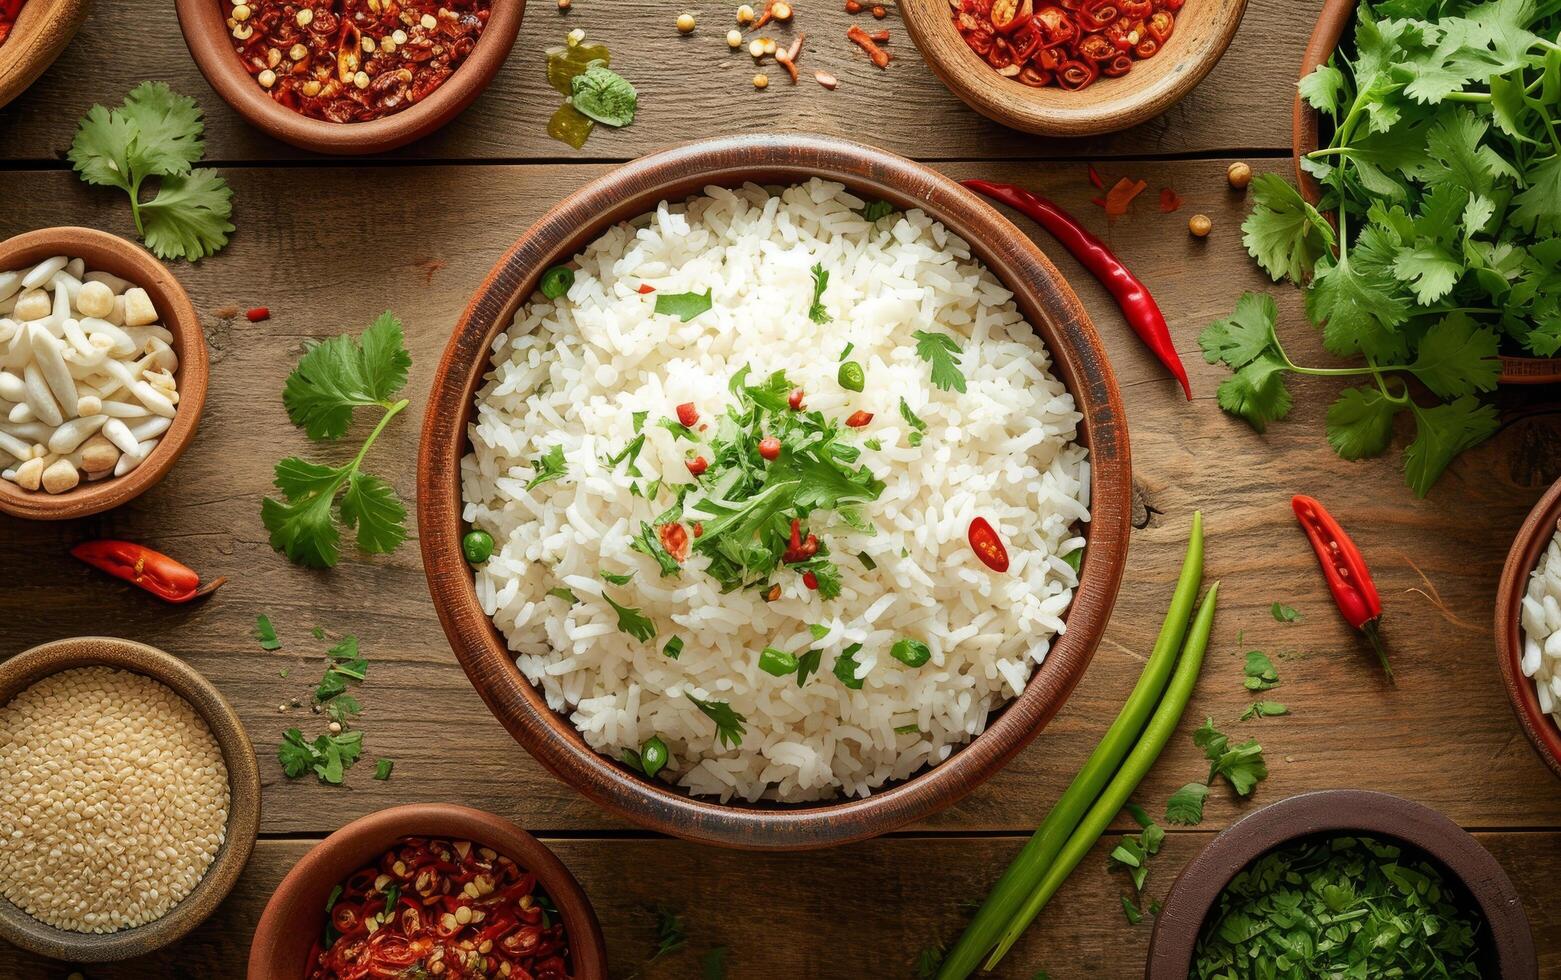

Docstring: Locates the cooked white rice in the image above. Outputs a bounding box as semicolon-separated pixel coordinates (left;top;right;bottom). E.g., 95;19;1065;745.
1521;528;1561;728
461;178;1089;803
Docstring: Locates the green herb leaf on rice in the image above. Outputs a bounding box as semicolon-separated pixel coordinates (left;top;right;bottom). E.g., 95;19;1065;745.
654;289;714;322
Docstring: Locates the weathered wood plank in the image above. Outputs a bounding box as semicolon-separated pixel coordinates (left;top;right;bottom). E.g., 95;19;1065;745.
4;831;1558;977
2;159;1559;843
0;0;1322;163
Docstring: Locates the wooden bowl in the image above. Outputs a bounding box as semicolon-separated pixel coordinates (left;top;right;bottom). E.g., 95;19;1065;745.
418;133;1133;850
1146;790;1537;979
174;0;525;156
1292;0;1560;384
902;0;1248;137
248;804;608;979
0;0;89;111
1495;476;1561;780
0;227;208;521
0;636;261;962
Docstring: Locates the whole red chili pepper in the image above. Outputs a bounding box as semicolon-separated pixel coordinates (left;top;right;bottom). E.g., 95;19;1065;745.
962;179;1192;399
70;540;227;604
1291;495;1392;680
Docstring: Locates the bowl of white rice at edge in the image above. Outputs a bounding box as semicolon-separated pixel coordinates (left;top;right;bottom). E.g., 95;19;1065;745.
1499;477;1561;781
0;636;261;961
418;134;1134;849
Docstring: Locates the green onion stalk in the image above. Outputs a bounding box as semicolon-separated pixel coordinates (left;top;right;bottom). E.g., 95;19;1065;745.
936;513;1205;980
986;581;1220;968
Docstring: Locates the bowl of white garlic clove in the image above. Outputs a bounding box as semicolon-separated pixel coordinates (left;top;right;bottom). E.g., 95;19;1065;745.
0;228;207;520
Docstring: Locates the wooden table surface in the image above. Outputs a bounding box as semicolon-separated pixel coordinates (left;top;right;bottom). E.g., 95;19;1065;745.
5;1;1561;977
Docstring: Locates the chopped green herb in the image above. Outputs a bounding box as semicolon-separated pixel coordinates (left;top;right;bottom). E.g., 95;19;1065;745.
324;694;361;727
1165;782;1211;826
648;905;687;963
913;330;967;393
685;693;746;748
856;551;877;570
1270;602;1301;622
758;647;799;676
658;417;699;441
540;265;574;299
373;758;394;780
639;736;668;777
547;587;579;604
254;614;281;651
860;199;896;222
795;649;823;687
1061;548;1084;573
894;723;921;735
663;636;685;660
839;342;855;360
629;520;682;578
311;626;326;640
605;592;656;643
701;946;729;980
1243;650;1280;691
890;638;931;668
833;643;865;690
278;728;364;785
1241;700;1289;721
912;944;944;978
607;432;647;477
601;568;636;586
654;289;714;322
526;444;568;491
1195;718;1269;796
808;263;832;325
807;623;830;640
898;396;927;446
315;636;367;704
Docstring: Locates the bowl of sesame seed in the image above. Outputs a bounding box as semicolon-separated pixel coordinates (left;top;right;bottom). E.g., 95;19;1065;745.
0;636;261;961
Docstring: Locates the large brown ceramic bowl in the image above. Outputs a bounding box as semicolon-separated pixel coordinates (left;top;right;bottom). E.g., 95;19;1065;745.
1146;791;1536;979
1292;0;1559;384
0;228;208;521
903;0;1248;137
418;133;1133;850
248;804;607;979
0;637;261;962
0;0;89;111
1495;476;1561;780
174;0;525;155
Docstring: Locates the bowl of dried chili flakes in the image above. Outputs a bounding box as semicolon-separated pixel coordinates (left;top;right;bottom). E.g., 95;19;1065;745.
175;0;525;155
901;0;1247;137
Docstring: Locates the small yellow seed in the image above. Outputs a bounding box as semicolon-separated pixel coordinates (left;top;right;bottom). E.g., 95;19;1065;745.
749;38;765;57
354;70;371;89
567;27;585;45
737;4;755;24
296;7;313;25
1227;161;1253;189
1189;214;1213;237
762;37;776;54
289;42;308;60
232;3;252;21
258;68;277;88
772;0;792;19
753;72;769;88
557;0;571;8
676;12;696;32
421;12;438;28
727;28;743;47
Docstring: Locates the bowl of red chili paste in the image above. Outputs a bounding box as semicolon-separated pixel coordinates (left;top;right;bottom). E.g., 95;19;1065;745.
900;0;1248;137
175;0;525;155
248;804;606;980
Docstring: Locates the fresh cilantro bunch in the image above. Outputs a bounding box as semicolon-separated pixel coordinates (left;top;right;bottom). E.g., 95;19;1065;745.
68;82;235;262
262;313;412;568
1205;0;1561;496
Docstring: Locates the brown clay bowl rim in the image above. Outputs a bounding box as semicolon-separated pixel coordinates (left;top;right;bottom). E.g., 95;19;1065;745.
173;0;525;156
901;0;1249;137
1145;790;1537;979
0;227;208;521
417;132;1133;850
1495;476;1561;780
1290;0;1561;383
247;803;608;980
0;0;90;111
0;636;261;962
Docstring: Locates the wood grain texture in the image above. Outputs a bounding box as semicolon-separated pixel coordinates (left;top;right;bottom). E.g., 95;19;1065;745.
1;157;1559;846
0;0;1322;163
2;832;1559;978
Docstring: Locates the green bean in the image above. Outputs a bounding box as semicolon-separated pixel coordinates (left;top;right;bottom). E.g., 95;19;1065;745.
986;581;1220;968
937;512;1204;980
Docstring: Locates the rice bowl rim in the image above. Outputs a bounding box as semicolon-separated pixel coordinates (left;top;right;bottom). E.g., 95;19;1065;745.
1496;475;1561;781
418;133;1133;850
0;636;261;961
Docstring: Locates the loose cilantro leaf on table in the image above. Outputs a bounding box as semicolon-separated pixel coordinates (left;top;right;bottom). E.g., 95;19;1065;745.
1241;700;1289;721
278;728;364;785
1195;718;1269;796
1270;603;1301;623
913;330;967;392
1243;651;1280;691
254;614;282;650
262;313;411;567
1165;782;1211;826
68;82;235;261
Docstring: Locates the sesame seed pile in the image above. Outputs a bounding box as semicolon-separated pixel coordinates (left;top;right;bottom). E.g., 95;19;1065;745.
0;667;230;933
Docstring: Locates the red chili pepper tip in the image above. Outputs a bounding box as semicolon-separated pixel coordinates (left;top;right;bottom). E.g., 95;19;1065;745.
246;306;270;322
968;517;1010;573
802;571;820;590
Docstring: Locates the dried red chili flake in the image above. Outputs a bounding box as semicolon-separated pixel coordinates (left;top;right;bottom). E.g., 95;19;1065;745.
637;283;656;294
226;0;493;124
658;522;690;562
676;402;699;427
949;0;1176;91
845;410;874;427
685;455;709;476
1104;176;1148;217
245;306;270;322
1087;163;1106;190
1159;187;1182;212
846;24;892;67
802;570;820;591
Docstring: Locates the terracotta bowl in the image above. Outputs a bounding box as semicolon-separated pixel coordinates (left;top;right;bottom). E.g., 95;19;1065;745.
248;804;608;979
0;0;89;111
1292;0;1559;384
0;227;208;521
174;0;525;155
1146;790;1537;979
418;133;1133;850
0;637;261;962
1495;476;1561;780
902;0;1248;137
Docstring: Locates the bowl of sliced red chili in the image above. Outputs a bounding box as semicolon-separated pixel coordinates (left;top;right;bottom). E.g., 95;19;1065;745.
902;0;1248;137
248;804;606;980
174;0;525;155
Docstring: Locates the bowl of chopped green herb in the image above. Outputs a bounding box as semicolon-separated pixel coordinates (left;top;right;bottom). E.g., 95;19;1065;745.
1146;790;1535;980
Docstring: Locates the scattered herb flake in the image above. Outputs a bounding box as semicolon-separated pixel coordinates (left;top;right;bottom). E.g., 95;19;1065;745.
685;693;746;748
373;758;394;780
254;614;281;651
807;263;831;325
913;330;967;393
1270;602;1302;622
654;289;714;322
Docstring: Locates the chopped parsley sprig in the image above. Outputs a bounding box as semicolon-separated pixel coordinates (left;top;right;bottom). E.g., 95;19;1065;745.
913;330;967;392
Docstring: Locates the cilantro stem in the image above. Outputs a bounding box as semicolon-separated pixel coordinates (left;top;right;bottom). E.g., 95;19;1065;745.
129;174;147;237
351;399;409;473
1441;91;1492;103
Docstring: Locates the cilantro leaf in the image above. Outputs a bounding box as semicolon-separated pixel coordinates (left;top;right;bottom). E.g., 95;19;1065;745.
796;648;823;686
373;758;394;780
1407;313;1500;398
1298;62;1346;115
807;263;831;324
604;592;657;642
1241;172;1336;283
119;81;206;177
1215;354;1292;433
630;521;683;577
1165;782;1210;826
1326;385;1400;460
655;289;714;322
1270;603;1301;623
601;569;636;586
1305;250;1409;360
283;313;412;440
340;472;408;555
685;692;746;748
137;168;235;262
860;200;895;222
833;642;865;689
1403;395;1499;497
526;444;568;491
1199;292;1277;369
254;614;282;650
898;396;927;446
913;330;967;393
262;457;349;569
1512;154;1561;236
1241;700;1290;720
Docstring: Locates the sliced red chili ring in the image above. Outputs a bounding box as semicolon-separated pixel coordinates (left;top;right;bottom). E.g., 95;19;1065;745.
968;517;1011;573
989;0;1034;33
1104;17;1140;50
1076;33;1116;61
1146;10;1174;42
1103;53;1134;76
1057;58;1099;89
1118;0;1152;16
1135;36;1158;58
1018;64;1053;86
988;36;1016;69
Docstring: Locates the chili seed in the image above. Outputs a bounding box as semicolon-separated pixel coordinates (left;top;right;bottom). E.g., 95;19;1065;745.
1189;214;1213;238
354;70;371;89
558;0;571;8
232;3;251;20
677;12;697;32
845;0;862;10
421;12;438;28
289;42;307;59
737;3;755;23
295;7;313;25
258;69;277;88
393;28;408;43
872;4;887;16
753;72;769;88
773;0;793;19
1227;161;1252;189
758;436;781;460
845;410;873;427
749;38;765;57
837;361;865;392
727;28;743;47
